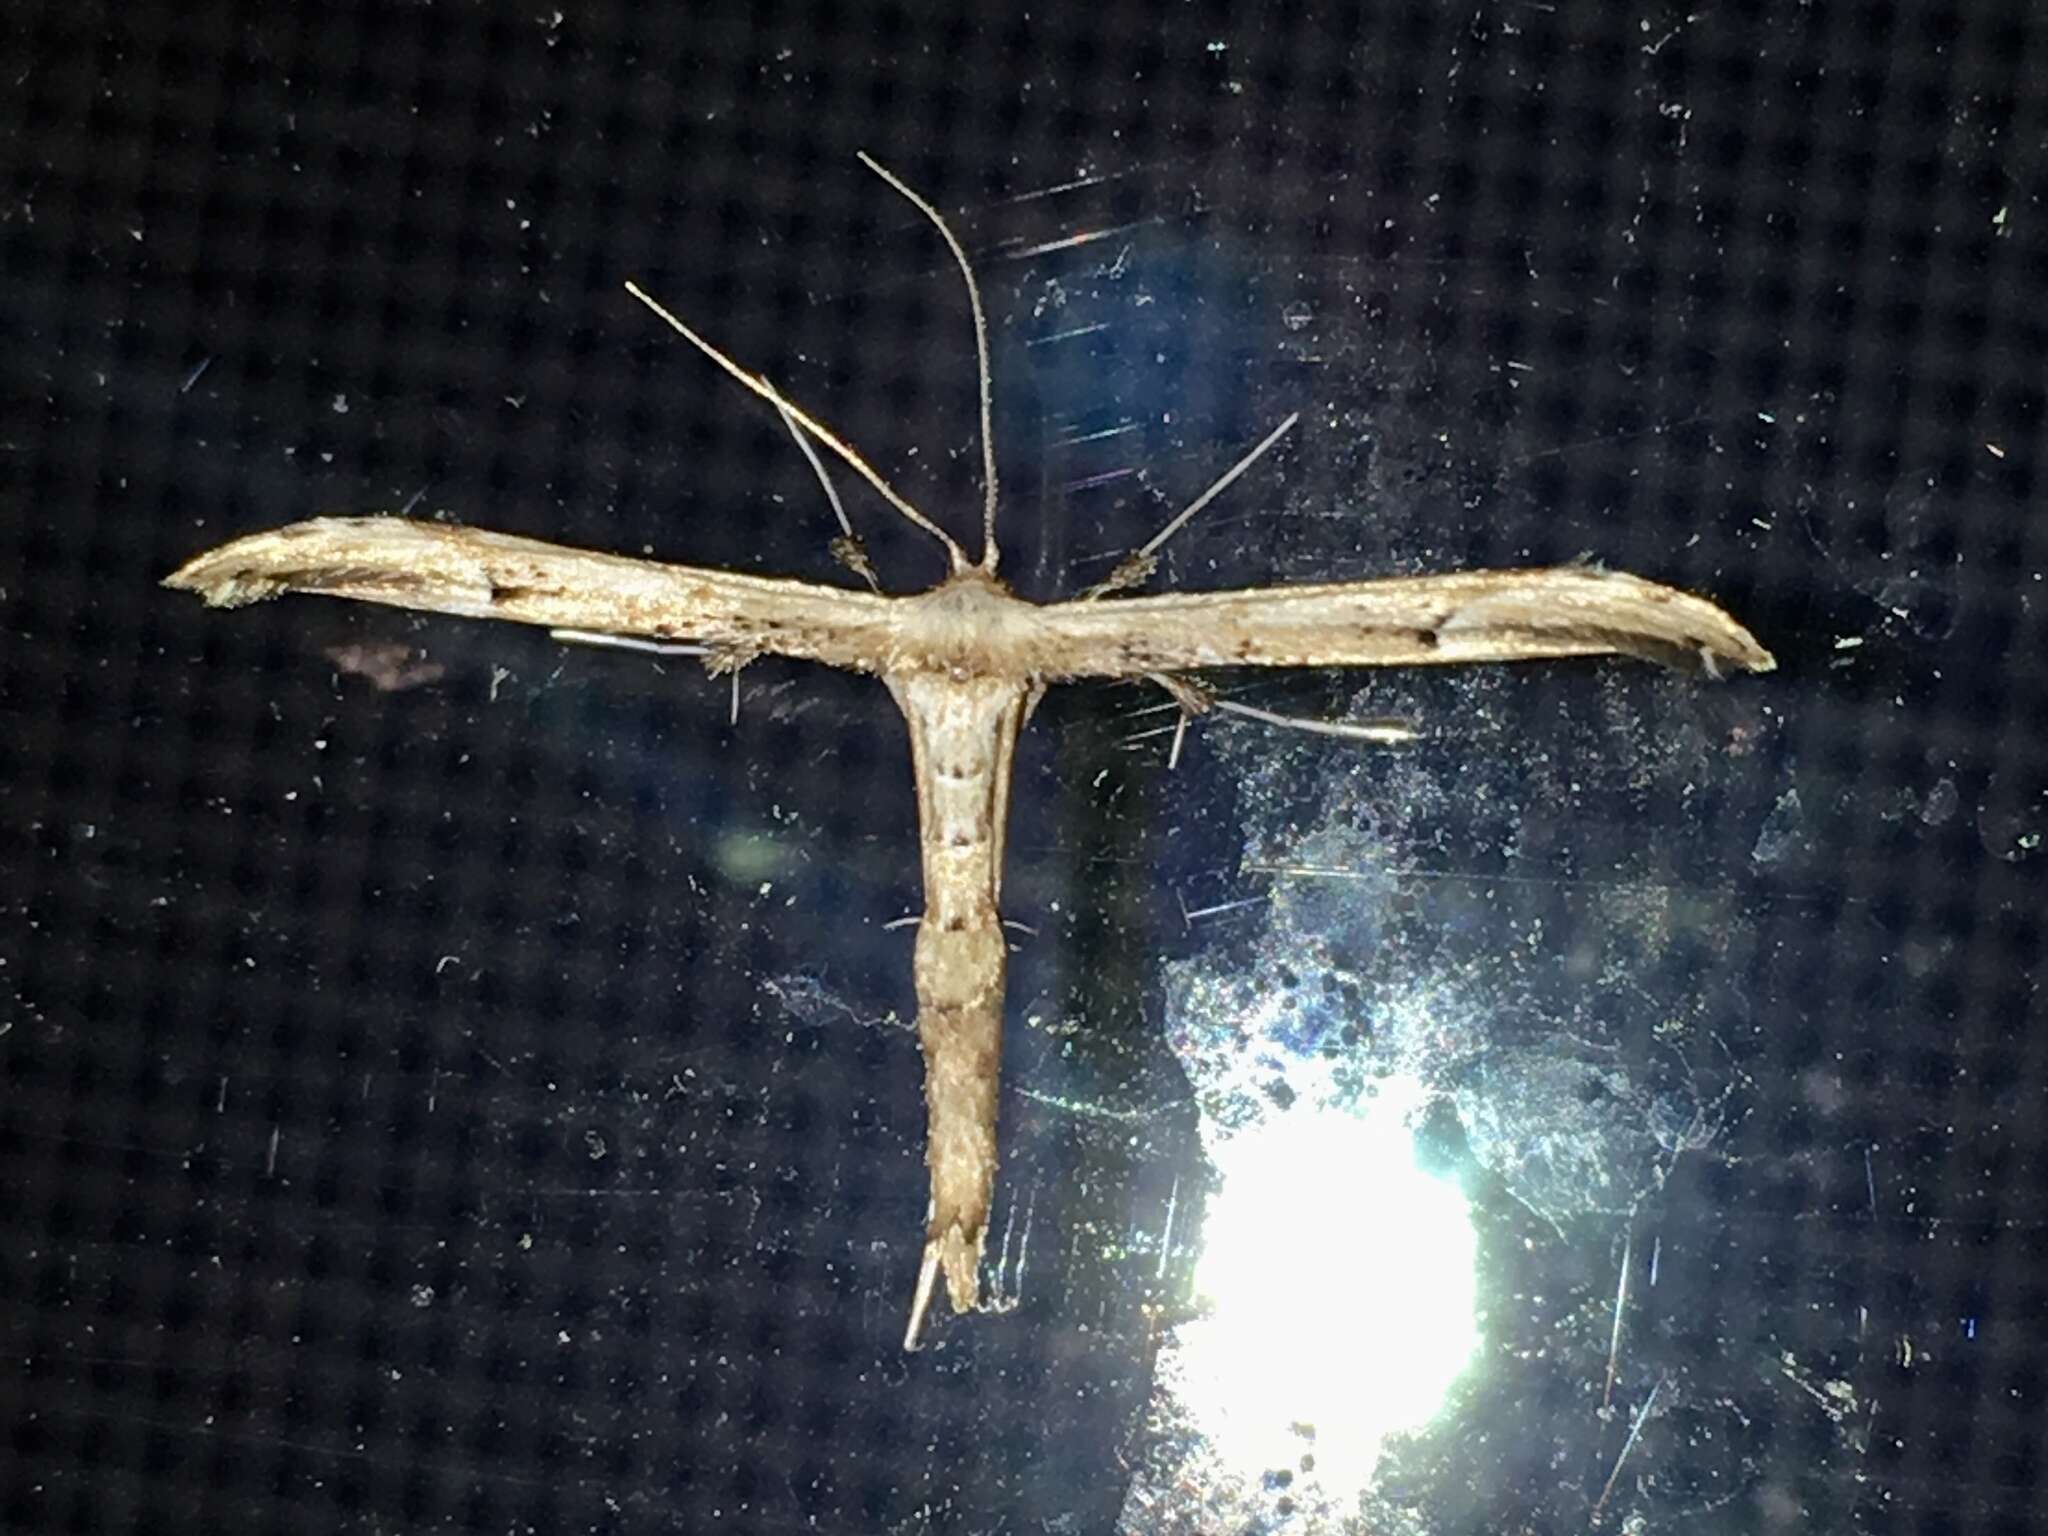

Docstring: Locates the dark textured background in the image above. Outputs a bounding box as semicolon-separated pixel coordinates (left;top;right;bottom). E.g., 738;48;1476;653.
2;2;2044;1533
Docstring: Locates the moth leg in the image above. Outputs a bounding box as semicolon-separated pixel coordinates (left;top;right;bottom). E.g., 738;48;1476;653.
702;644;759;725
548;629;710;658
1148;672;1213;716
1077;412;1301;601
1078;550;1159;602
907;1245;946;1352
1147;673;1212;771
1145;672;1416;749
829;535;881;590
1203;695;1417;744
765;394;884;594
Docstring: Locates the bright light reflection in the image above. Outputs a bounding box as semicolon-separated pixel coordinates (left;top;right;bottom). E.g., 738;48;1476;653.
1178;1079;1478;1492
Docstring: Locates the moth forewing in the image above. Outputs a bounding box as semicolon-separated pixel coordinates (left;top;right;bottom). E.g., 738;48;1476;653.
1025;568;1777;679
163;516;904;671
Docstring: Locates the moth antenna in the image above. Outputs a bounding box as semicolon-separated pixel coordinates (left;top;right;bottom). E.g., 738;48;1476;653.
770;395;880;593
905;1239;945;1352
624;279;970;573
856;151;1002;577
1083;412;1302;600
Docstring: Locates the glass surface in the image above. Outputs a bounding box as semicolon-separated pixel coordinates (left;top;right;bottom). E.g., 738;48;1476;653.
2;5;2040;1534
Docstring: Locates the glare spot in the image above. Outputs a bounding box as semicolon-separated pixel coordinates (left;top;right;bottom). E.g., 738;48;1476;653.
1178;1079;1478;1492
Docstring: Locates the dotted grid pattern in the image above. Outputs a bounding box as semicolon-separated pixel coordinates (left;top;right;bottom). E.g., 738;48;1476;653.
2;2;2046;1534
